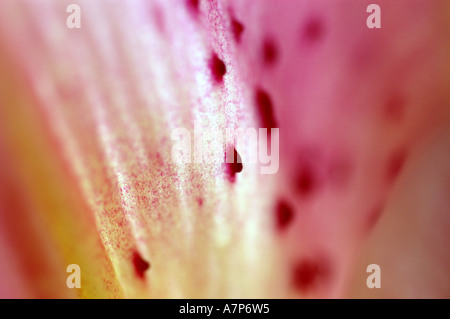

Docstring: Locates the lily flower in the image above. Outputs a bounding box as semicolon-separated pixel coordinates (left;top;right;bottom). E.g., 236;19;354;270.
0;0;449;298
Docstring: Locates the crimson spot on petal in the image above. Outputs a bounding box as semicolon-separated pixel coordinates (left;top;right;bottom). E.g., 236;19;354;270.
275;199;294;231
231;18;244;43
210;53;227;84
302;17;325;44
292;257;330;293
366;203;384;232
150;5;165;33
186;0;200;16
255;88;278;132
386;149;407;183
328;157;353;189
132;250;150;280
296;163;319;198
225;147;243;183
262;38;278;66
384;94;406;123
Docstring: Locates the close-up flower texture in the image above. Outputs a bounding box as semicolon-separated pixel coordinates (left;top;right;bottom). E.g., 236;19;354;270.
0;0;449;299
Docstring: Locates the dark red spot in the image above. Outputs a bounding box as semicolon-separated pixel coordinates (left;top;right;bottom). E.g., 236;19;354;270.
366;204;384;232
132;250;150;280
210;53;227;83
255;88;278;132
197;197;204;206
384;95;405;123
386;149;407;182
328;158;353;189
275;199;294;231
292;258;330;293
231;18;244;43
225;147;243;183
296;164;318;197
302;18;324;43
186;0;200;15
262;38;278;65
151;6;165;33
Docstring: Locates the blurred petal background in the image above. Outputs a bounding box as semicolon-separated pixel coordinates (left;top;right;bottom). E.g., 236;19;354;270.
0;0;449;298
